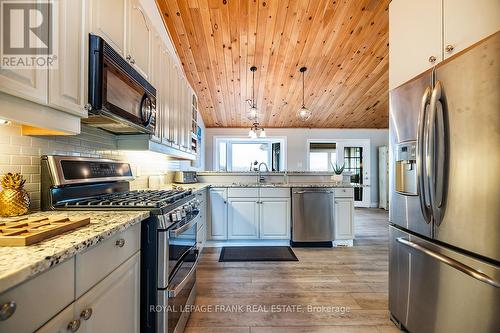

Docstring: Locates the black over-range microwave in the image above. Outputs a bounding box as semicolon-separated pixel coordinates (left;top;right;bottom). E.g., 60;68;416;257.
83;34;156;134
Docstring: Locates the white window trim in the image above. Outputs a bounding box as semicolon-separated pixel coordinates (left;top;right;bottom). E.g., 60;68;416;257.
213;136;287;171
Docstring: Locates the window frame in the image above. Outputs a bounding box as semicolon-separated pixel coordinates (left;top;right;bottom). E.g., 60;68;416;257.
213;136;287;171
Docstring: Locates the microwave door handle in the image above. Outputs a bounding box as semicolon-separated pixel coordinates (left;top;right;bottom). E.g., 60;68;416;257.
417;86;433;223
167;253;199;298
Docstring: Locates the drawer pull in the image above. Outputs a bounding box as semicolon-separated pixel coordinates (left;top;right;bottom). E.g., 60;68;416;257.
80;308;93;320
67;319;81;332
0;301;16;321
115;238;126;247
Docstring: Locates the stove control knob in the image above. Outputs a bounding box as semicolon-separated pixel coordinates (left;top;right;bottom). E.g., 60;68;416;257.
176;210;182;220
170;212;177;222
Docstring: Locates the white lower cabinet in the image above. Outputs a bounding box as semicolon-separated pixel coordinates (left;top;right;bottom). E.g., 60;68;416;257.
36;305;76;333
260;198;290;239
208;188;228;240
36;252;140;333
75;252;140;333
334;198;354;240
228;198;259;239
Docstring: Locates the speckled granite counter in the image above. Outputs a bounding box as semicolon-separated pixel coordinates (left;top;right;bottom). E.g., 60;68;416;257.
165;182;364;191
0;210;149;294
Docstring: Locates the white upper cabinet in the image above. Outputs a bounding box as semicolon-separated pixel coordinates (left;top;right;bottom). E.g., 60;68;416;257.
90;0;126;56
126;0;151;79
0;62;48;106
389;0;442;90
443;0;500;58
390;0;500;90
49;0;87;117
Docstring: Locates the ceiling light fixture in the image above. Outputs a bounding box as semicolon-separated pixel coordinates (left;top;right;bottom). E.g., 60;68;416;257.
0;119;11;125
247;66;266;138
298;66;312;121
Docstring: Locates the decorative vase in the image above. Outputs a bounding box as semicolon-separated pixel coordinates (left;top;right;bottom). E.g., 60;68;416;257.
333;174;343;183
0;173;30;217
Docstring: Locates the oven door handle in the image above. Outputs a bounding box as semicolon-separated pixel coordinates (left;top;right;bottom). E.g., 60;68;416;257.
167;253;199;298
169;211;199;237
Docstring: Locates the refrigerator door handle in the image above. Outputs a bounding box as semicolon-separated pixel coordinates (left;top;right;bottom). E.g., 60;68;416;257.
396;237;500;288
417;86;433;223
428;81;448;224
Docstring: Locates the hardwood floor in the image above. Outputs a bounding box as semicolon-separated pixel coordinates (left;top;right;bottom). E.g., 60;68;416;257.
186;208;399;333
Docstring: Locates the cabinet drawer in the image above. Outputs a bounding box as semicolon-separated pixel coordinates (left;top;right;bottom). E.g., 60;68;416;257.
334;188;354;198
259;187;290;198
0;259;74;333
75;223;140;298
228;187;259;198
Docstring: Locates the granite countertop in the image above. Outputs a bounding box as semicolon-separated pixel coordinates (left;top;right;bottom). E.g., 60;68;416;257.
197;171;340;176
165;182;365;190
0;210;149;294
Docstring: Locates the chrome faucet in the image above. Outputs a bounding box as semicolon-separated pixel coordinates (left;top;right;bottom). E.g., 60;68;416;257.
257;162;269;183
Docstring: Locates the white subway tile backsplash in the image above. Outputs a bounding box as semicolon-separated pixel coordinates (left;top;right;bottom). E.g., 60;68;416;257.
0;122;187;212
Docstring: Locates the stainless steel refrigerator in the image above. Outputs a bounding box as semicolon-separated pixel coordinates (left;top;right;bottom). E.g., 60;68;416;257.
388;33;500;333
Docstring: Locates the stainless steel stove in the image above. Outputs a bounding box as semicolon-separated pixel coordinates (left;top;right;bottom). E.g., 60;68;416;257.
41;155;199;333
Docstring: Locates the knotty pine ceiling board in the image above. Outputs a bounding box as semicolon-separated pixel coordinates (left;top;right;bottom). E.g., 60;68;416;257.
156;0;389;128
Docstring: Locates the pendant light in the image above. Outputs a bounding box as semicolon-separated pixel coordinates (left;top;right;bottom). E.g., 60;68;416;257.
297;66;312;121
246;66;258;120
247;66;266;138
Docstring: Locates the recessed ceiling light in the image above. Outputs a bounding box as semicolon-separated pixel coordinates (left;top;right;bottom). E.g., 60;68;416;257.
0;119;11;125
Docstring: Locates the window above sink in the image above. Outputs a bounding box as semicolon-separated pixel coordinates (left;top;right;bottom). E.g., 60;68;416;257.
214;137;286;172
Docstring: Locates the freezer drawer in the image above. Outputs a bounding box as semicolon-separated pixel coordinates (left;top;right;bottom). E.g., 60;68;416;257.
389;225;500;333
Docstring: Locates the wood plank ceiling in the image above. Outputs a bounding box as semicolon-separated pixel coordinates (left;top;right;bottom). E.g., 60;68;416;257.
156;0;389;128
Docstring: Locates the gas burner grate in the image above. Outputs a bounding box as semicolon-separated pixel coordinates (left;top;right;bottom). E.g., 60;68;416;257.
62;189;192;209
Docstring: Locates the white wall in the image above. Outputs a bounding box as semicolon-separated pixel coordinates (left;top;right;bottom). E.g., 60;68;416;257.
205;128;389;206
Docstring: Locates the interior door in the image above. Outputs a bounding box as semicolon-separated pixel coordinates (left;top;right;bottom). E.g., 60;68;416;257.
432;33;500;261
341;141;371;207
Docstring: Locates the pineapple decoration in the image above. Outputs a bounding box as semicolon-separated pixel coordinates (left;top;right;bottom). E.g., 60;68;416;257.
0;173;31;217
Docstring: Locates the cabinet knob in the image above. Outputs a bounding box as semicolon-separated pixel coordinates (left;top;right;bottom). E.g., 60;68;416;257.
130;58;136;64
428;55;437;63
80;308;93;321
0;301;16;321
445;44;454;53
115;238;126;247
83;103;92;112
126;54;132;61
223;201;227;204
67;319;81;332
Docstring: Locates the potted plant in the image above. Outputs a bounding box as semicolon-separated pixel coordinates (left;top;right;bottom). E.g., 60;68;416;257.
331;163;345;183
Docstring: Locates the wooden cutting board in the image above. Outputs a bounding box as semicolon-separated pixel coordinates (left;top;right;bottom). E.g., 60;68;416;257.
0;216;90;246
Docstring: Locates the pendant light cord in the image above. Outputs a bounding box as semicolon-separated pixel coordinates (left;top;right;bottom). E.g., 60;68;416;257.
302;69;305;108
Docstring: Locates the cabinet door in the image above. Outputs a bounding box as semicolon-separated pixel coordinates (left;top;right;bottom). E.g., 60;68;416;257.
90;0;126;55
160;49;171;145
49;0;86;117
260;198;290;239
150;33;162;142
76;252;140;333
334;198;354;240
443;0;500;58
35;305;76;333
126;0;151;79
209;188;227;240
171;67;180;147
389;0;442;90
228;198;259;239
0;1;48;104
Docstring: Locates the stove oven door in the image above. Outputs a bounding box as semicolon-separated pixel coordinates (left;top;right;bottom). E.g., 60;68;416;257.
157;248;198;333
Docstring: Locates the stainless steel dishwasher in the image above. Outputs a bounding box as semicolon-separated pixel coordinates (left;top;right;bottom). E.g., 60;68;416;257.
291;188;334;247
